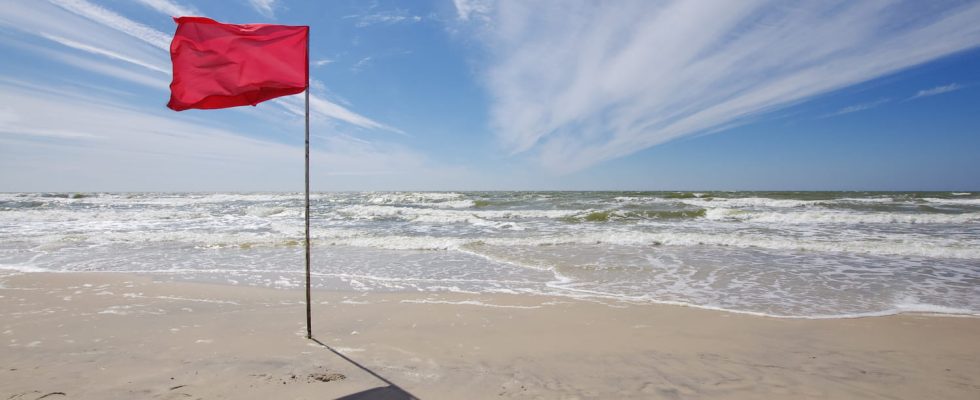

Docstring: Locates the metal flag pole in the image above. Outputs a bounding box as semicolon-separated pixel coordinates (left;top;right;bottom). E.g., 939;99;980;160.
304;30;312;340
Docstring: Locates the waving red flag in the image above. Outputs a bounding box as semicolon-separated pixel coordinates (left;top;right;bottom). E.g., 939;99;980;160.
167;17;308;111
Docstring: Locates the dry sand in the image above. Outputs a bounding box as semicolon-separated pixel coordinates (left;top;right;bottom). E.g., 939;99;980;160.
1;271;978;399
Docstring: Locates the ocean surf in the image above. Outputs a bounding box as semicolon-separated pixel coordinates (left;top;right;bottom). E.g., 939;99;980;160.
1;191;977;318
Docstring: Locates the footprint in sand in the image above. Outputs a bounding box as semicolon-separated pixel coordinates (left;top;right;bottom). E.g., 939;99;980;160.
248;368;346;385
308;372;346;383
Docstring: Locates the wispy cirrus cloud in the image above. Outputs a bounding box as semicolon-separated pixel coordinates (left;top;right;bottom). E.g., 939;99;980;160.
49;0;171;50
135;0;199;17
351;56;373;73
345;10;423;28
0;80;430;191
1;0;397;133
4;39;169;89
274;94;404;135
911;83;964;99
0;1;170;70
467;1;980;172
248;0;279;18
823;98;891;118
452;0;491;22
39;32;170;74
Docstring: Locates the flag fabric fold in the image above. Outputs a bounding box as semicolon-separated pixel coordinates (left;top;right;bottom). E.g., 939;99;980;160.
167;16;308;111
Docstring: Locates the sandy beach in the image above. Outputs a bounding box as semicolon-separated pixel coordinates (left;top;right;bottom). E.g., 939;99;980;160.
1;272;977;399
3;0;980;398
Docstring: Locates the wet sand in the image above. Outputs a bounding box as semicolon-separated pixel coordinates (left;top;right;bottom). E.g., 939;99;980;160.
1;272;978;399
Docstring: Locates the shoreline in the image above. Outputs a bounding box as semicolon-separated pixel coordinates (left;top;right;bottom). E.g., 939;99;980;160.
2;271;979;399
5;190;977;325
3;268;977;321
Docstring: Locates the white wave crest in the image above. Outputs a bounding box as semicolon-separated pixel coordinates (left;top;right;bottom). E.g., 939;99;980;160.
683;197;818;208
366;192;466;206
311;230;980;260
705;208;980;224
921;197;980;205
335;204;577;223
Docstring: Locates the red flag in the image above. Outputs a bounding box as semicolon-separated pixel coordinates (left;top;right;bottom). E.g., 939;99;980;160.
167;17;308;111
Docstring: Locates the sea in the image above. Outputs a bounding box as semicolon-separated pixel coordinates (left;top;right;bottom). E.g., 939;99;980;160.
1;191;978;319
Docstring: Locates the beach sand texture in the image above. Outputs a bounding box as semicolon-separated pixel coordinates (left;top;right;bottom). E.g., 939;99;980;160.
1;272;978;399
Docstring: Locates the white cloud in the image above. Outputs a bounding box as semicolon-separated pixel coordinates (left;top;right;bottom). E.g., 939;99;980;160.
313;58;334;67
135;0;199;17
824;98;891;118
309;79;326;92
911;83;964;99
274;94;404;135
49;0;172;50
351;56;373;72
1;1;397;134
248;0;279;18
472;1;980;172
0;1;170;72
21;42;169;89
453;0;491;21
0;33;168;89
347;10;423;28
39;33;170;74
0;80;431;191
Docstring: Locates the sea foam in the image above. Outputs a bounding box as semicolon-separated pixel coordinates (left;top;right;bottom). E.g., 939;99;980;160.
2;191;977;319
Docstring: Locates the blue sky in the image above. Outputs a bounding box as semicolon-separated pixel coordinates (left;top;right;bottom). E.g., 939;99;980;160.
1;0;978;191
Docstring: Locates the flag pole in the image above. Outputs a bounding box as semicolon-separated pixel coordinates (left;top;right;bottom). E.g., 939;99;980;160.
304;30;312;340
